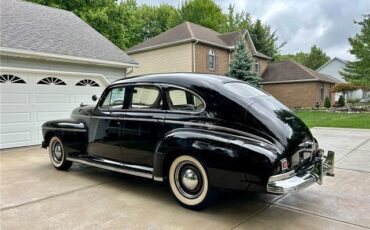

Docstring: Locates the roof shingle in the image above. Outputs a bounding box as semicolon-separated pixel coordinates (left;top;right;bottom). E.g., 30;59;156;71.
261;61;341;84
0;0;137;65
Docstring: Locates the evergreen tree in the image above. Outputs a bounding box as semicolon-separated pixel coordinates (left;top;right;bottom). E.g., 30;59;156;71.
324;96;331;108
340;14;370;92
228;41;261;86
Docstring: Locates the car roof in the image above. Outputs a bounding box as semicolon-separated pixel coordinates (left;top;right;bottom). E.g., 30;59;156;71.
112;73;241;89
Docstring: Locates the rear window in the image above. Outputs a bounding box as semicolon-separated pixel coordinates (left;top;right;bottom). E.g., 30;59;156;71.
224;82;267;98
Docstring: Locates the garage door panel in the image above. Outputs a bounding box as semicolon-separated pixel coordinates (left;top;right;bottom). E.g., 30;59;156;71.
36;94;70;103
0;131;31;144
0;93;29;104
37;111;71;122
0;113;30;123
0;123;30;134
0;74;107;149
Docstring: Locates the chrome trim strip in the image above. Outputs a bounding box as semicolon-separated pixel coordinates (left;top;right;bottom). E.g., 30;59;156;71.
57;122;85;128
43;127;87;132
153;176;164;182
92;158;153;172
66;157;153;179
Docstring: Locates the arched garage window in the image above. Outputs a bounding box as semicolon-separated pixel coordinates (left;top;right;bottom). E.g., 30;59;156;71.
0;74;26;84
76;79;100;87
37;77;66;85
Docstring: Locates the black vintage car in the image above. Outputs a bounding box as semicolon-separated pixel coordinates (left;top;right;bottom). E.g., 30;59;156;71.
42;73;335;209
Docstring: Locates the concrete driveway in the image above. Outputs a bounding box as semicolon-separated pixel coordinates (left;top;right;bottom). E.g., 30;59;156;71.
1;127;369;230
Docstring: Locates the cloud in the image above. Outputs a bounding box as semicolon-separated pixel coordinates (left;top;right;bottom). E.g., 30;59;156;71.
137;0;370;60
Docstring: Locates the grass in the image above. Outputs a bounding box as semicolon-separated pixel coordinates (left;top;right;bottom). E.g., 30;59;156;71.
294;111;370;129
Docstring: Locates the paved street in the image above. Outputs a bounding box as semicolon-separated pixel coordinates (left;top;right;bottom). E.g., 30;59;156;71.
1;127;370;230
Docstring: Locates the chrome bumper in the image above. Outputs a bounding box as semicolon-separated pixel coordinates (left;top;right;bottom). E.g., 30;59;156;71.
267;150;335;194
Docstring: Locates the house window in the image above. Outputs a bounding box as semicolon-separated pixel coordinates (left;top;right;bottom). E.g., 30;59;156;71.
0;74;26;84
208;49;216;70
254;58;260;73
38;77;66;85
76;79;100;87
320;83;324;100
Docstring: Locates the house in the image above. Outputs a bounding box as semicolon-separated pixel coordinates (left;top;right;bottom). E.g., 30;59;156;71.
0;0;137;149
261;61;341;108
127;21;271;76
317;57;363;100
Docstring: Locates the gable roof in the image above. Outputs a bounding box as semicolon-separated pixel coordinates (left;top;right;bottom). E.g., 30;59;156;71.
316;57;348;71
261;61;341;84
0;0;137;67
127;21;271;59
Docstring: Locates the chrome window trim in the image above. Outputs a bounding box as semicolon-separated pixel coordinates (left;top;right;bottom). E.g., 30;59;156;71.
160;84;206;115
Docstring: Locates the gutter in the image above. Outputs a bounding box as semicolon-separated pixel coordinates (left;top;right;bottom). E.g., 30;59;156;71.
0;47;138;69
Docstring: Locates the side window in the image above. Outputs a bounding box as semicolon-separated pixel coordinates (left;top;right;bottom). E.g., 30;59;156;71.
100;87;125;110
167;88;205;112
130;86;162;109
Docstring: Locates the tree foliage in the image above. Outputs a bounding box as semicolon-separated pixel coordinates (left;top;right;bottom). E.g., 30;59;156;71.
275;45;330;70
27;0;284;56
340;14;370;91
324;96;331;108
228;41;261;86
173;0;226;31
331;83;359;93
338;95;345;107
247;19;286;58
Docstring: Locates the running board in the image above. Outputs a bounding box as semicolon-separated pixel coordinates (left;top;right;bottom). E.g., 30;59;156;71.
66;157;153;179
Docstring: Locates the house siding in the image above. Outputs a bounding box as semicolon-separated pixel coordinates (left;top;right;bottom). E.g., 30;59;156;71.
194;43;230;75
262;82;335;108
129;43;193;76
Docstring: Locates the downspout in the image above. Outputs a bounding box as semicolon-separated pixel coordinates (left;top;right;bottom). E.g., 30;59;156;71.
192;40;199;72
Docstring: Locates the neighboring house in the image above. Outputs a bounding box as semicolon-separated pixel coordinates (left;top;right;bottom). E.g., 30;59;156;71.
127;21;271;76
0;0;137;149
317;57;363;100
261;61;341;108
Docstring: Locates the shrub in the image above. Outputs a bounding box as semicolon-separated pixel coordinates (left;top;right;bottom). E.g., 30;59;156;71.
338;95;345;107
324;96;331;108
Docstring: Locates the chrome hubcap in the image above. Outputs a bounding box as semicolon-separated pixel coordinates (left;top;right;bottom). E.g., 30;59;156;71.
51;141;63;162
181;169;199;190
54;145;62;159
174;161;203;199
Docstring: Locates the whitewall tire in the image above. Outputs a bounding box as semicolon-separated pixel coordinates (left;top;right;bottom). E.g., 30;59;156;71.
48;136;72;170
169;155;213;210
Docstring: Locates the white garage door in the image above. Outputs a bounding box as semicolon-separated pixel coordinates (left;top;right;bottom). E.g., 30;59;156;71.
0;73;106;149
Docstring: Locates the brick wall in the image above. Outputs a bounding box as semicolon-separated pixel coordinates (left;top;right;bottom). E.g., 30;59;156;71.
262;82;335;108
194;43;230;75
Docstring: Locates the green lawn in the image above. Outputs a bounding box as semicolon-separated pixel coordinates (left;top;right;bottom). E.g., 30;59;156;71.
294;111;370;129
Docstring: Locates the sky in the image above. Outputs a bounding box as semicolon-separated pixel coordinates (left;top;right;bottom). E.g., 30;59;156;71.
136;0;370;60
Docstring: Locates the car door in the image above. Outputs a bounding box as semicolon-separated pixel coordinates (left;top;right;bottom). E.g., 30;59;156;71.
87;85;126;161
122;84;165;167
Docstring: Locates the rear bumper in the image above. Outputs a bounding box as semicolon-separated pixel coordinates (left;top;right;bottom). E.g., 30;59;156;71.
267;150;335;194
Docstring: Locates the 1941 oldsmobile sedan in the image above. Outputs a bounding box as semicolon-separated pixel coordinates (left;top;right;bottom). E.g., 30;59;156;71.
42;73;334;209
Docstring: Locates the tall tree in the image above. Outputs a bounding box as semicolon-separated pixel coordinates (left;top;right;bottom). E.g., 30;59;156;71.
274;45;330;70
220;4;251;33
340;14;370;93
303;45;330;70
172;0;226;31
247;19;286;58
228;41;261;86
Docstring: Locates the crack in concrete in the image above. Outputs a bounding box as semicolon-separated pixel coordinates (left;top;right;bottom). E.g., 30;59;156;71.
336;138;370;163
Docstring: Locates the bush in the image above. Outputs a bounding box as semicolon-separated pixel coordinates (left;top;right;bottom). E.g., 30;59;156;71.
338;95;345;107
324;96;331;108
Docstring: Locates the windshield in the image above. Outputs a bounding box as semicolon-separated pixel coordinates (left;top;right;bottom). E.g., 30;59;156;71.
224;82;268;99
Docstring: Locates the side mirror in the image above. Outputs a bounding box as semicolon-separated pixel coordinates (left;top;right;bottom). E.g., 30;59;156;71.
92;95;99;102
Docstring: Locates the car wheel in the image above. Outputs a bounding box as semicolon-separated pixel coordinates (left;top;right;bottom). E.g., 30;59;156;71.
48;136;72;170
169;155;214;210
